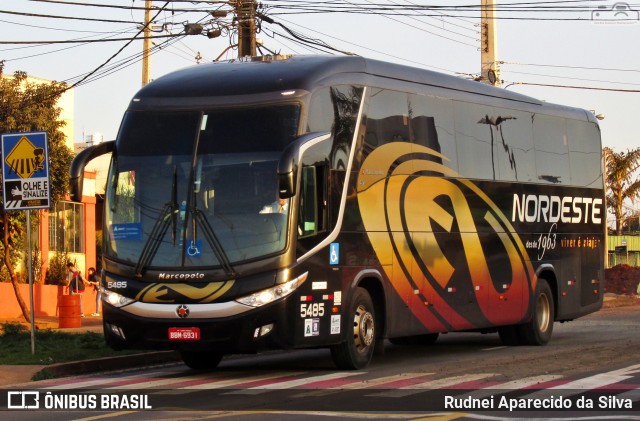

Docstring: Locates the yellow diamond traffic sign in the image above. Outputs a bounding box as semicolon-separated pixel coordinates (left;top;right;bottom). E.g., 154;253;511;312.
4;135;45;179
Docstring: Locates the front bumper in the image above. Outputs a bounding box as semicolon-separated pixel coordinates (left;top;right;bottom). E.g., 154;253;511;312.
103;297;294;353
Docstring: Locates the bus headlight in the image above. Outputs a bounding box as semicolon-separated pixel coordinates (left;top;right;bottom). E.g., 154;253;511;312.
101;287;135;308
236;272;308;307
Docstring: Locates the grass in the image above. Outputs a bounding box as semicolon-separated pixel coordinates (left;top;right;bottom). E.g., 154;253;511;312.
0;323;141;365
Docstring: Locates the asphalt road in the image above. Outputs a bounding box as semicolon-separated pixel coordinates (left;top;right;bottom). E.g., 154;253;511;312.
3;304;639;420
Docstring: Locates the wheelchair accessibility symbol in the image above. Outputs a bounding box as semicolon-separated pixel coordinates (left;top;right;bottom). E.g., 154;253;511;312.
186;240;202;257
329;243;339;265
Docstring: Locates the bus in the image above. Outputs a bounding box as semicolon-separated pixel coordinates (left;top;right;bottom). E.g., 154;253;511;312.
70;55;605;370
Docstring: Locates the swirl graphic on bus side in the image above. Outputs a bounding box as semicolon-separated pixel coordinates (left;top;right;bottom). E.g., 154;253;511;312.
356;142;536;332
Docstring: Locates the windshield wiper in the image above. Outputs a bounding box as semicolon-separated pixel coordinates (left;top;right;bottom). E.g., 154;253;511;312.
191;207;236;277
134;166;179;278
171;166;178;244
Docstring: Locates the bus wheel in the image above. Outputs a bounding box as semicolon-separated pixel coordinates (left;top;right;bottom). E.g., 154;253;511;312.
180;350;223;370
390;333;439;345
518;278;555;345
331;287;376;370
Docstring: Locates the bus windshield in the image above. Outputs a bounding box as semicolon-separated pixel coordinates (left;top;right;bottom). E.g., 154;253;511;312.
104;104;300;270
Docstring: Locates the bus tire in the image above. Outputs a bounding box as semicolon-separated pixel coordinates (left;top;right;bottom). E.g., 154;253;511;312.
330;287;376;370
180;350;223;370
389;333;439;346
518;278;555;345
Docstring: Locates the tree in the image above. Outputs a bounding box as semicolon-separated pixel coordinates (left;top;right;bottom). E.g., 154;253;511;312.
0;62;74;322
604;147;640;235
621;210;640;233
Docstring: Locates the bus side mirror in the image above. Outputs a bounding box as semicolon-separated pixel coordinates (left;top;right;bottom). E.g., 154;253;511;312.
278;171;295;198
69;140;115;202
277;131;331;199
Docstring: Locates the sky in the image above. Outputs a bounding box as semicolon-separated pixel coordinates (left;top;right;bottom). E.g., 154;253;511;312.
2;0;639;154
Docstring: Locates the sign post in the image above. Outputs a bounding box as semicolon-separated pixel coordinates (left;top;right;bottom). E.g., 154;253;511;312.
2;132;51;354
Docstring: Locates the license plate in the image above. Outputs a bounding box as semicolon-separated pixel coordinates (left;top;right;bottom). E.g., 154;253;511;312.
168;327;200;341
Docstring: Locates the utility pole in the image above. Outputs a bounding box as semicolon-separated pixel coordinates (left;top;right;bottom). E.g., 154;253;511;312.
236;0;256;57
142;0;153;86
480;0;501;86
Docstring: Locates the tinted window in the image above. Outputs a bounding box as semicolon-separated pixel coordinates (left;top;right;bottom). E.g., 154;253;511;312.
364;89;410;150
493;108;536;182
118;111;199;156
198;105;300;154
307;88;334;133
534;114;569;185
454;101;495;180
408;93;457;173
307;85;363;171
568;120;602;188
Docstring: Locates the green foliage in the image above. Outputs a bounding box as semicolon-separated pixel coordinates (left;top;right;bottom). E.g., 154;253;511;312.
95;230;103;267
0;322;28;336
0;324;141;366
604;147;640;235
623;211;640;233
22;242;44;284
0;213;23;281
45;251;70;285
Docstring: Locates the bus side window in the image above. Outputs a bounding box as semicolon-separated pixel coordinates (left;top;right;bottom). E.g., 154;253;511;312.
298;165;327;238
364;89;410;154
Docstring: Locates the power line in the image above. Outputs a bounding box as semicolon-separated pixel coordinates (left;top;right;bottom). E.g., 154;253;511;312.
70;36;185;87
0;8;139;24
65;1;173;90
4;0;637;98
267;15;464;75
257;12;354;55
397;0;480;31
0;17;135;34
1;28;138;61
505;81;640;93
340;0;478;48
259;0;635;21
28;0;223;14
0;33;179;45
501;61;640;74
505;70;640;87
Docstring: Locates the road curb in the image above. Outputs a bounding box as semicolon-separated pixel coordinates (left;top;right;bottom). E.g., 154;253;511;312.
34;351;182;380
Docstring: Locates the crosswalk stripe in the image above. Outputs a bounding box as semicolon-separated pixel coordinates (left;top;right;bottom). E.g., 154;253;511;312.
454;375;564;400
102;375;209;390
180;372;307;390
367;373;498;398
225;372;362;395
293;372;434;398
516;366;640;401
44;369;183;390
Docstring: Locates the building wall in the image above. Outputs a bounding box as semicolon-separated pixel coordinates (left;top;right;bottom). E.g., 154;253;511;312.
26;75;75;150
39;171;97;280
